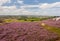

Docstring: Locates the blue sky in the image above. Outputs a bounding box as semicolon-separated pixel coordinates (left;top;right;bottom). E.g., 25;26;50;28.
0;0;60;16
24;0;60;4
3;0;60;6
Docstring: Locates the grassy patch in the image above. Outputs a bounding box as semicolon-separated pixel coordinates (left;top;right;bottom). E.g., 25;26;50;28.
41;23;60;36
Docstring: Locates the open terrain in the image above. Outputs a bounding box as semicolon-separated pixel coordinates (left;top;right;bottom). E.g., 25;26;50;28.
0;16;60;41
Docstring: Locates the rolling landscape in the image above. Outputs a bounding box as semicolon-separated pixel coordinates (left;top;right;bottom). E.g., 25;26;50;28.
0;16;60;41
0;0;60;41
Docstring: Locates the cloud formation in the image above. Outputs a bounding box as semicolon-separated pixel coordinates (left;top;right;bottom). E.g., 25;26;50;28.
39;2;60;9
0;0;9;5
0;0;60;16
17;0;24;4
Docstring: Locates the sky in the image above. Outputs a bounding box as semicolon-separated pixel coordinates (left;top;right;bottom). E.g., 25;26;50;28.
0;0;60;16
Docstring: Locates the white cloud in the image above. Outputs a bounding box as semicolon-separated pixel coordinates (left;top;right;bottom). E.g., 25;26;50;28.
0;0;9;5
0;1;60;16
17;0;24;4
0;0;24;6
39;2;60;9
20;2;60;9
21;5;39;8
0;5;37;15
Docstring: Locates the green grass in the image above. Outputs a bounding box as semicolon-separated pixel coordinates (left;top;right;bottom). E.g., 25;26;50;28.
41;24;60;36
